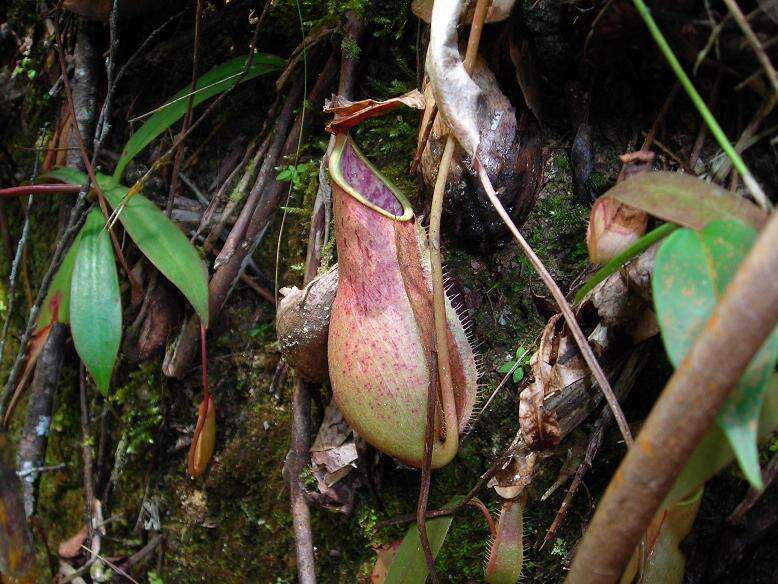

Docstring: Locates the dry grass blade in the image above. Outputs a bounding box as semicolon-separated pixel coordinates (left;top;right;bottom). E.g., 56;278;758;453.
721;0;778;96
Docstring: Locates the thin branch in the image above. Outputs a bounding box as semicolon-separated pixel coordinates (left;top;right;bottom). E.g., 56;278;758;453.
112;10;186;92
566;211;778;583
0;133;42;368
91;0;121;163
421;1;491;580
166;0;204;217
476;163;634;447
468;498;496;537
53;18;139;296
0;184;82;197
721;0;778;96
378;435;523;528
630;0;770;210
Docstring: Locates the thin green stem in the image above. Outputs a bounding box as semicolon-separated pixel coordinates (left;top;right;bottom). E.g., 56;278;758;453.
631;0;769;210
573;222;678;304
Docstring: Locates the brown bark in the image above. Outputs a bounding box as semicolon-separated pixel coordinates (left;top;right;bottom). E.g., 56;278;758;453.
0;434;37;582
16;324;67;517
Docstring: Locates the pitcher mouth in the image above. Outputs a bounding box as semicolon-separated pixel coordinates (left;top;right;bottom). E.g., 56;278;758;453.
329;134;414;222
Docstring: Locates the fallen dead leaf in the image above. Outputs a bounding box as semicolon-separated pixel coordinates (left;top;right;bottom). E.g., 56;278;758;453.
58;525;88;559
324;90;425;134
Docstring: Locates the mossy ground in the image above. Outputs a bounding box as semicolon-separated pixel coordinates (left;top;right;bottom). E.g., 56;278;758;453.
1;0;776;582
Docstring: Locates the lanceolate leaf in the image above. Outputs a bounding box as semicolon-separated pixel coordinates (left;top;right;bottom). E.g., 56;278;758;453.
114;53;284;180
40;166;89;189
653;220;777;487
42;168;209;324
385;498;462;584
607;171;768;232
36;236;80;333
101;181;210;324
71;209;122;395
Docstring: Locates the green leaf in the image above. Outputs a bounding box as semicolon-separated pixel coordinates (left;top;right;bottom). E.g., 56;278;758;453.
385;512;456;584
276;167;294;182
653;219;776;487
114;53;284;180
70;209;122;395
513;368;525;384
41;166;89;187
574;223;677;304
515;346;526;360
665;374;778;506
607;171;768;232
101;181;210;324
498;361;516;374
36;236;80;333
42;168;210;324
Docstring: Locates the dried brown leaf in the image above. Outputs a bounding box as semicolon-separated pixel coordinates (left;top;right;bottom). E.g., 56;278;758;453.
58;525;88;559
370;540;402;584
426;0;483;157
324;90;425;134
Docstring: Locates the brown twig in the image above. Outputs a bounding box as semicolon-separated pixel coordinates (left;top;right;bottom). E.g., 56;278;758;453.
566;211;778;583
0;184;82;197
468;498;496;537
166;0;204;217
721;0;778;96
289;378;316;584
541;349;648;549
475;163;634;449
53;18;140;298
689;71;722;167
417;359;440;583
421;1;491;579
410;103;437;173
727;452;778;525
713;94;777;183
378;435;522;528
286;16;363;582
641;83;679;151
78;364;99;573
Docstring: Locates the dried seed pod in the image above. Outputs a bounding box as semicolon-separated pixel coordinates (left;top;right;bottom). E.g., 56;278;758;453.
586;196;648;265
187;396;215;477
327;135;478;469
276;266;339;383
485;498;524;584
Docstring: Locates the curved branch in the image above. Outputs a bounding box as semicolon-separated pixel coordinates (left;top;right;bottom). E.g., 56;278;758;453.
566;211;778;583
